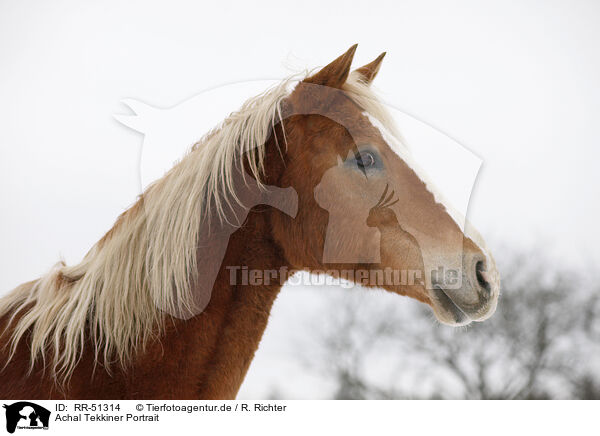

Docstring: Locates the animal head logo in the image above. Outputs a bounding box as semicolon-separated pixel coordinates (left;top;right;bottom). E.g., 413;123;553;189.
3;402;50;433
115;66;493;325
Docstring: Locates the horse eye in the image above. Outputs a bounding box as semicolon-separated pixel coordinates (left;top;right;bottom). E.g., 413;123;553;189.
356;152;376;168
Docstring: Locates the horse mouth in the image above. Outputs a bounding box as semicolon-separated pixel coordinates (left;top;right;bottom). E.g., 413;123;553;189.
431;285;472;326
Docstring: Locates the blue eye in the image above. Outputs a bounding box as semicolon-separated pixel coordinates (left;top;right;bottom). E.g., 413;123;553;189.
356;151;376;169
342;147;382;174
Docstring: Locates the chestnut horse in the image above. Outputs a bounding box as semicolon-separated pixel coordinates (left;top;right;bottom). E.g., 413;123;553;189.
0;45;500;399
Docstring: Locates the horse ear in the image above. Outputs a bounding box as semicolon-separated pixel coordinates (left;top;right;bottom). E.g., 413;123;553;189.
354;52;386;85
304;44;358;88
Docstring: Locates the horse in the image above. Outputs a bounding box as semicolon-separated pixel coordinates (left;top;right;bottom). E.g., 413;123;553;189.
0;45;500;399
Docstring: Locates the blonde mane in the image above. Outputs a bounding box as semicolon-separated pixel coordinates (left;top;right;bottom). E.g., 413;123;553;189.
0;73;399;382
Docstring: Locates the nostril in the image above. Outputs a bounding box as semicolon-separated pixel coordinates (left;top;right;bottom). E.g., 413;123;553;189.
475;260;491;295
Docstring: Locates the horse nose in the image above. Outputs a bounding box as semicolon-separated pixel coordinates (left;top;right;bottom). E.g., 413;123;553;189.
475;260;491;295
462;252;500;320
427;249;500;325
463;250;495;304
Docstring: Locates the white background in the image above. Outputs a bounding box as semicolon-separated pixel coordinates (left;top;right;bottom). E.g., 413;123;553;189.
1;0;599;415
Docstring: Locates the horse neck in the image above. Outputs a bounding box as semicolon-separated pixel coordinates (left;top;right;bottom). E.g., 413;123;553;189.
143;207;288;399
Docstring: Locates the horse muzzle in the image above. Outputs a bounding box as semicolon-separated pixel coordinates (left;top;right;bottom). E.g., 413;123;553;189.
428;253;500;326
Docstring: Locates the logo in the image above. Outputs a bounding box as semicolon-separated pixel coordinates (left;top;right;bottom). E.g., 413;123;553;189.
3;402;50;433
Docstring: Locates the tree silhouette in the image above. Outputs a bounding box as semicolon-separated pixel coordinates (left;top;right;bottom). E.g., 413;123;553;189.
295;253;600;399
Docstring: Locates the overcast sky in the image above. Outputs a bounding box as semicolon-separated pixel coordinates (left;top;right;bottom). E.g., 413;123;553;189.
1;0;599;397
